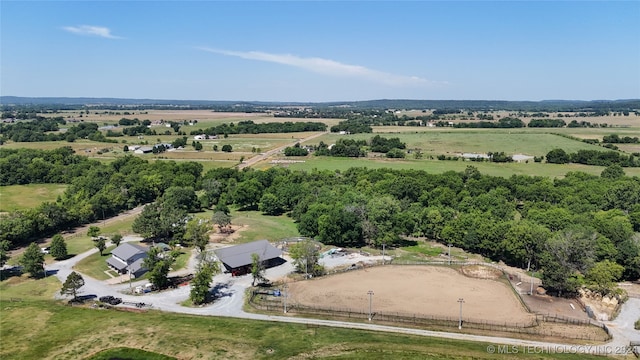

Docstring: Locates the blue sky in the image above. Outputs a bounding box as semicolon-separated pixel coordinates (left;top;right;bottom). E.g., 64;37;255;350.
1;1;639;102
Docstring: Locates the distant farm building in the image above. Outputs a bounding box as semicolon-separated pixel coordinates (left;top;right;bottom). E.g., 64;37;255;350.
214;240;283;276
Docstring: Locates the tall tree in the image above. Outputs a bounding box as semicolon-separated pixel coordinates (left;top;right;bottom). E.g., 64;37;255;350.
111;234;123;247
143;246;178;289
87;226;101;238
95;237;106;256
0;240;10;267
20;243;45;278
211;211;231;231
183;218;210;252
60;271;85;300
289;239;324;277
190;251;220;305
49;234;68;260
250;253;265;286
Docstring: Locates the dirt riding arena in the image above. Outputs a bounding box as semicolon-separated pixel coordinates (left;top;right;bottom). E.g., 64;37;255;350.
288;265;533;324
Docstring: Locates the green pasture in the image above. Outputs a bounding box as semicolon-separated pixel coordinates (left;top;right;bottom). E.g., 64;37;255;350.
230;210;300;243
0;184;67;212
0;300;607;360
304;131;607;157
0;275;60;301
279;156;640;178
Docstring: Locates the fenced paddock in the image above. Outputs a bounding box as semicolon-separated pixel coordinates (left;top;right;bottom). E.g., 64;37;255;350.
250;263;611;342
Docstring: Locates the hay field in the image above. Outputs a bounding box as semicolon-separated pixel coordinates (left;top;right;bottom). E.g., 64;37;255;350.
288;265;533;324
0;184;67;211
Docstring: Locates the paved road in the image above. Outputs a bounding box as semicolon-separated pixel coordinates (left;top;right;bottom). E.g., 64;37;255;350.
237;131;328;169
47;245;639;356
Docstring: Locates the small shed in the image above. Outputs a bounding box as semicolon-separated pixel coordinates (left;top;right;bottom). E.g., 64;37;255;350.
214;240;283;276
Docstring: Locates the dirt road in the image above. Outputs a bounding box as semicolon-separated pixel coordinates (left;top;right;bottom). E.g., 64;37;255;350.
237;131;328;169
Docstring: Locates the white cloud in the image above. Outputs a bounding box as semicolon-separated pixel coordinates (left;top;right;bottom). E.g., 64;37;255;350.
62;25;122;39
198;47;432;86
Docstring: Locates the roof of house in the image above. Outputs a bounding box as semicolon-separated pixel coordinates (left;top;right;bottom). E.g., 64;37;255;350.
106;256;128;271
111;243;148;262
214;240;282;269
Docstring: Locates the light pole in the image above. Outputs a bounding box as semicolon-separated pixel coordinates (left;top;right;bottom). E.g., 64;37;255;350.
367;290;374;321
529;267;535;296
128;260;132;292
457;298;465;329
382;243;386;265
448;244;452;265
283;283;289;313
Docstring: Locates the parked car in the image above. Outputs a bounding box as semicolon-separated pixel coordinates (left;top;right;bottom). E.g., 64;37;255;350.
98;295;122;305
41;247;50;254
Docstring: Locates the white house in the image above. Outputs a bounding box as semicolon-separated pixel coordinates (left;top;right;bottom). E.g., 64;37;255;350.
106;243;149;278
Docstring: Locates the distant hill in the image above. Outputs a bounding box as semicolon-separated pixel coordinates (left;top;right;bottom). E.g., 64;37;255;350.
1;96;638;112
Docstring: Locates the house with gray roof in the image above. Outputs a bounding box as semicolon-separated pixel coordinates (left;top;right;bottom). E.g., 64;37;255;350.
214;240;283;276
106;243;149;278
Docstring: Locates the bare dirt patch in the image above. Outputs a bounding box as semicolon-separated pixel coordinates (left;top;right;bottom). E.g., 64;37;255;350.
460;264;502;279
288;265;533;323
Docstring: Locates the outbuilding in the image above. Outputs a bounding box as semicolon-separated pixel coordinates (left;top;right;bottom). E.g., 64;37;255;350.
214;240;283;276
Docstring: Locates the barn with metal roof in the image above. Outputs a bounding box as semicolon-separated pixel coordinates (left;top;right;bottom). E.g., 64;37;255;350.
214;240;283;275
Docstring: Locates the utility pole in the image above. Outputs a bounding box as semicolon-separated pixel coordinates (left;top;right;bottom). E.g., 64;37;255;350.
448;244;452;265
458;298;465;329
382;243;386;265
530;268;535;296
367;290;374;321
283;283;288;313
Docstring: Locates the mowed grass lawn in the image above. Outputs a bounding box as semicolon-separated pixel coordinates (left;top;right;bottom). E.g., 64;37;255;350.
0;184;67;212
231;210;300;243
0;299;607;360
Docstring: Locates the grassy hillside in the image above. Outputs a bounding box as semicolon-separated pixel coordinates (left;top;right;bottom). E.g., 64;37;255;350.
0;299;608;360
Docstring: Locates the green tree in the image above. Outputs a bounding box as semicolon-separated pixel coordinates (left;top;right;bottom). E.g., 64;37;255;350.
540;227;597;296
190;251;220;305
95;237;106;256
289;239;324;277
20;243;45;278
184;218;210;252
194;141;203;151
143;246;178;289
49;234;68;260
601;164;625;179
545;148;570;164
60;271;85;300
250;253;265;286
211;211;231;231
233;178;263;209
586;260;624;295
87;226;101;238
221;144;232;152
258;193;284;215
111;234;123;247
0;240;10;267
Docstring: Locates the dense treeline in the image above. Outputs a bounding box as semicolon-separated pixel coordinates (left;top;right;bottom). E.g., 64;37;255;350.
2;147;639;296
546;148;640;167
0;147;99;185
192;120;326;136
0;151;202;247
192;165;640;295
452;117;525;128
528;119;566;128
603;134;639;144
0;120;117;143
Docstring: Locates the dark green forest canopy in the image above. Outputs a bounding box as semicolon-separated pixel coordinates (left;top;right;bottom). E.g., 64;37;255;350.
1;148;639;296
